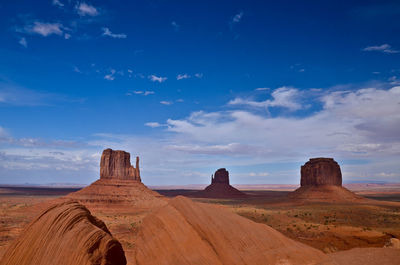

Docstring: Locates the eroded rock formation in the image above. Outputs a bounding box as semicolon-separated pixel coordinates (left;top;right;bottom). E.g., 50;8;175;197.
134;196;328;265
211;168;229;184
67;148;163;206
194;168;246;198
289;157;364;202
0;201;126;265
100;148;140;181
301;158;342;186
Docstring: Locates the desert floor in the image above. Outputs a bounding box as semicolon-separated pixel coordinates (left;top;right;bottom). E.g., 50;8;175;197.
0;184;399;262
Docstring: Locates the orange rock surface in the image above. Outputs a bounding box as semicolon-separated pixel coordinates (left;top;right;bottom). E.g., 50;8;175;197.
134;196;327;265
0;200;126;265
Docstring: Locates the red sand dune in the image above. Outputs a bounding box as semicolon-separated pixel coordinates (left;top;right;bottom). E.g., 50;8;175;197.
0;200;126;265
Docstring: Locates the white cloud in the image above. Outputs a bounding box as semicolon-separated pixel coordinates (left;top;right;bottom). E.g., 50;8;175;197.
102;27;127;39
149;75;167;83
132;90;154;96
18;37;27;48
52;0;64;7
167;86;400;161
171;21;180;31
144;91;155;96
3;84;400;185
363;44;399;54
388;76;400;85
229;86;302;111
249;172;269;177
232;12;243;23
194;73;203;78
104;69;116;81
177;74;190;80
145;122;163;128
160;101;173;105
64;33;71;39
24;22;64;37
255;87;269;91
76;2;99;16
73;66;82;73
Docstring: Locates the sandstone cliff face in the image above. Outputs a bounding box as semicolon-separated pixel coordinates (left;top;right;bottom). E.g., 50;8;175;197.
211;168;230;184
0;201;126;265
301;158;342;186
100;149;140;181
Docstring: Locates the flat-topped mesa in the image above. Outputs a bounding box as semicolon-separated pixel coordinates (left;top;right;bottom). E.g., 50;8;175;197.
300;157;342;187
211;168;229;184
100;148;141;181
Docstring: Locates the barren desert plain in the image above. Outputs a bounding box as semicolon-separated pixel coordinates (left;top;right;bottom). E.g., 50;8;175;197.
0;151;399;265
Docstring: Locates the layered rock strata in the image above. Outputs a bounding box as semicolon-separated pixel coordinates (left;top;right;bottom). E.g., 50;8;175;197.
0;201;126;265
100;148;140;181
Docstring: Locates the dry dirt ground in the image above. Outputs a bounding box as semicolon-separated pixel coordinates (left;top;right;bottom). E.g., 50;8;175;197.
0;184;399;261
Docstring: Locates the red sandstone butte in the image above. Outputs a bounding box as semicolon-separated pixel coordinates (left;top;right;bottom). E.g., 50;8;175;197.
290;158;364;202
100;148;141;181
67;149;163;206
301;158;342;186
194;168;246;198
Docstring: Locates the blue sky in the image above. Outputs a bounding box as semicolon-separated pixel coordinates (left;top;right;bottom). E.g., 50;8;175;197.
0;0;400;185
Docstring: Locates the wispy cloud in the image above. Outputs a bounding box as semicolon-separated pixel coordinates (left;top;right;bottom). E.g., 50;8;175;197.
149;75;167;83
130;90;155;96
102;27;127;39
76;2;99;16
255;87;269;91
229;86;302;111
0;80;80;106
18;37;27;48
171;21;180;31
363;44;399;54
160;101;173;105
145;122;163;128
23;21;64;37
104;69;116;81
52;0;64;7
177;73;190;80
194;73;203;78
232;11;244;24
73;66;82;73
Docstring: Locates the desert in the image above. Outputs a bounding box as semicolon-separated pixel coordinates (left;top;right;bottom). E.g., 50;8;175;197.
1;1;400;264
0;150;399;265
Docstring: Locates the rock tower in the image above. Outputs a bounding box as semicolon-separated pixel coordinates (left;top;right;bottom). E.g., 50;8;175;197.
100;148;141;181
211;168;230;184
300;158;342;187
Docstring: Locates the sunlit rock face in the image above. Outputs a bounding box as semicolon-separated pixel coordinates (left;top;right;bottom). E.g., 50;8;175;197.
300;158;342;187
100;148;141;181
